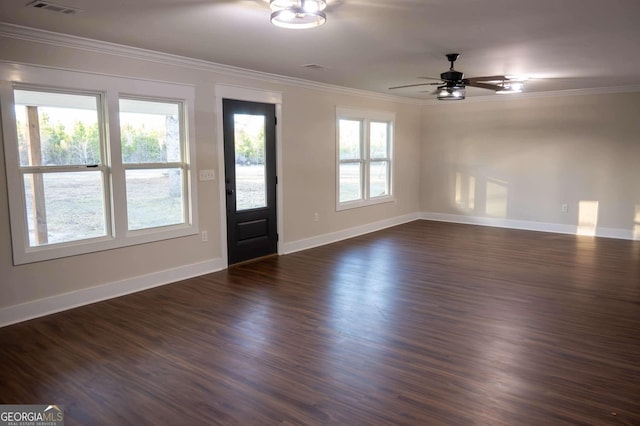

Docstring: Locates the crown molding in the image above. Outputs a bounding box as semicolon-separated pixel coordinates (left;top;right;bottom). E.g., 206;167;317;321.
2;23;639;107
420;84;640;106
0;22;420;105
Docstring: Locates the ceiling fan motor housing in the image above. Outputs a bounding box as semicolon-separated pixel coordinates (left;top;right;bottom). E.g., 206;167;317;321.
441;70;464;82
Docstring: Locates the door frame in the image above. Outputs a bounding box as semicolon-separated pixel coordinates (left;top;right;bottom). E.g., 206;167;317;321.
214;84;283;267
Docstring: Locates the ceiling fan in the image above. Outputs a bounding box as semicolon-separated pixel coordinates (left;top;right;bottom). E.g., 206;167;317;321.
389;53;524;100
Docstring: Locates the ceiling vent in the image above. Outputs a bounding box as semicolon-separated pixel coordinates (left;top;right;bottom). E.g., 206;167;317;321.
302;64;326;70
26;0;80;14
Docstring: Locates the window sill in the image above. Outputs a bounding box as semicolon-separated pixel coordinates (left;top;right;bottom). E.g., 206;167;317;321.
16;225;198;265
336;196;395;212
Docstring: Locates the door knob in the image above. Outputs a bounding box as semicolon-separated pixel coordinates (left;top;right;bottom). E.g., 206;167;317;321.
226;189;234;195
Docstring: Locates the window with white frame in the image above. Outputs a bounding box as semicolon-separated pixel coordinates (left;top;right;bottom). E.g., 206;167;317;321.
119;98;187;231
13;89;109;247
0;65;197;264
336;107;394;209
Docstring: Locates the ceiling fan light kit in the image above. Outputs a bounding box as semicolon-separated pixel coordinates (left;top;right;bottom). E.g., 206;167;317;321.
437;83;466;100
390;53;525;100
270;0;327;29
496;81;524;94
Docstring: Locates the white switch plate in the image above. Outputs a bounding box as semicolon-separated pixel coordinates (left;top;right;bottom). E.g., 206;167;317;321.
199;169;216;181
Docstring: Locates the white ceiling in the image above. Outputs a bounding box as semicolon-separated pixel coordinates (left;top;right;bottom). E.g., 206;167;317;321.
1;0;640;99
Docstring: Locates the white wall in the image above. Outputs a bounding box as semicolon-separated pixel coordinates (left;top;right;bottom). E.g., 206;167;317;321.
420;92;640;239
0;30;421;324
280;88;421;244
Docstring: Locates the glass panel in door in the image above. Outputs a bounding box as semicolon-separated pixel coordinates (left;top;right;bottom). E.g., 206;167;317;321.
234;113;266;211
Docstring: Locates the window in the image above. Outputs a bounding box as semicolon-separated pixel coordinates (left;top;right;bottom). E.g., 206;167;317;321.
13;89;109;247
119;98;187;231
336;107;394;210
0;65;197;264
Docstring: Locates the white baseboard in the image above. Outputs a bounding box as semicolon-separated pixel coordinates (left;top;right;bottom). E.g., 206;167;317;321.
594;226;638;240
420;212;639;240
0;257;226;328
282;212;422;254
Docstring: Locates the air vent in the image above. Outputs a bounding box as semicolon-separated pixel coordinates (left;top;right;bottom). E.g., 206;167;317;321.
26;0;80;14
302;64;326;70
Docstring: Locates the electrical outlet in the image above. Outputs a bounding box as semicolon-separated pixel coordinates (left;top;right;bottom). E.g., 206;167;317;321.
561;203;569;213
313;212;319;222
201;230;208;242
199;169;216;181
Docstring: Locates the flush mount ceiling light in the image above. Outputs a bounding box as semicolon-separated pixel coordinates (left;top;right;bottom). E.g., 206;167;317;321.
270;0;327;29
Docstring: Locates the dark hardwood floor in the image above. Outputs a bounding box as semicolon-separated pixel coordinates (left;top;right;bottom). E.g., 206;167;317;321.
1;220;639;425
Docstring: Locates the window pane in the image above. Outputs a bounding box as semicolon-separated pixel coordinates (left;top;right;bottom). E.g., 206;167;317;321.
126;169;185;230
234;113;266;211
23;171;106;247
369;161;389;198
14;90;101;166
339;119;361;160
339;163;362;203
119;99;181;164
370;121;389;159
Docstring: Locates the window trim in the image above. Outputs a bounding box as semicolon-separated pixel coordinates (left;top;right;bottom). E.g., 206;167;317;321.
118;95;190;235
336;107;394;211
12;87;113;249
0;64;198;265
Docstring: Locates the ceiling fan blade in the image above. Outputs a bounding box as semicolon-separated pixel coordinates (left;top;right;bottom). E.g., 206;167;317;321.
465;75;508;82
418;76;443;81
389;82;441;90
467;82;503;91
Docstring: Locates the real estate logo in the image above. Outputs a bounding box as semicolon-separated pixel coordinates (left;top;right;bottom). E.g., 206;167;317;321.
0;405;64;426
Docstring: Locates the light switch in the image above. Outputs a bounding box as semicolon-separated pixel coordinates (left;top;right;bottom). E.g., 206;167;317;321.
199;169;216;181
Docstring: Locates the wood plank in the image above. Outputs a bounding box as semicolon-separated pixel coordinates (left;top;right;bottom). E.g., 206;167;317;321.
0;221;639;425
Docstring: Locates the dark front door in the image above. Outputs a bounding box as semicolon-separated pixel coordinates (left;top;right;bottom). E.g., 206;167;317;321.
223;99;277;265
